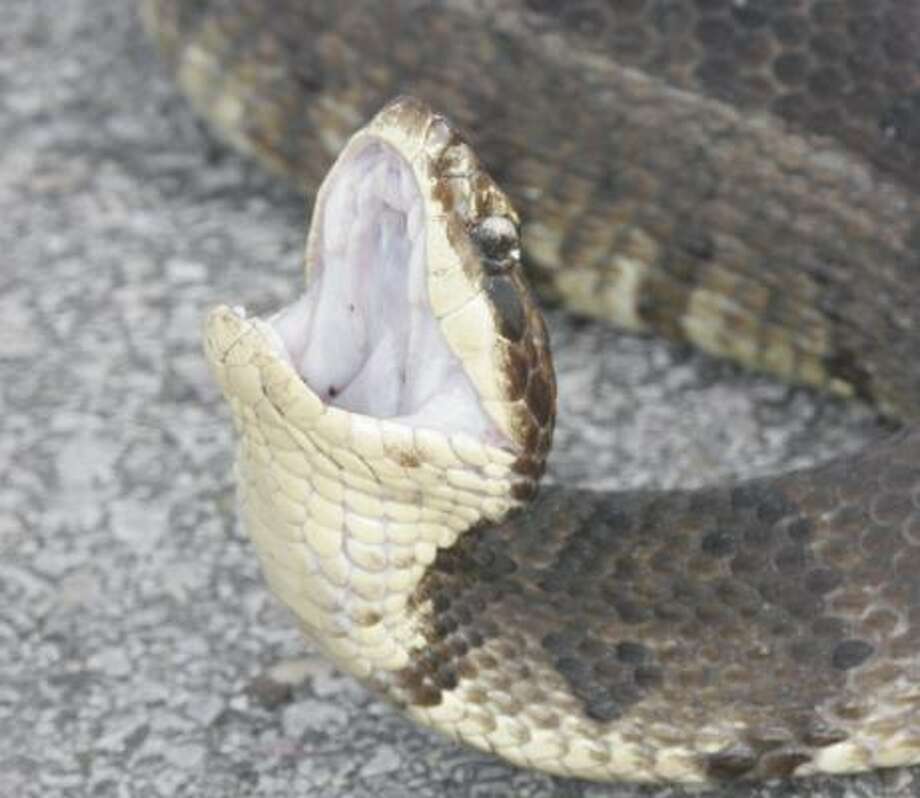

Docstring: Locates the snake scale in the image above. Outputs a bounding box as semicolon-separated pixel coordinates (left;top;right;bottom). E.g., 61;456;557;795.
142;0;920;784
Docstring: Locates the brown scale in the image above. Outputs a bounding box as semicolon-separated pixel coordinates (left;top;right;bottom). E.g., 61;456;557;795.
407;432;920;779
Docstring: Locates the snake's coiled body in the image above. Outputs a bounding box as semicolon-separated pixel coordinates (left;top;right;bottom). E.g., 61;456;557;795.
144;1;920;783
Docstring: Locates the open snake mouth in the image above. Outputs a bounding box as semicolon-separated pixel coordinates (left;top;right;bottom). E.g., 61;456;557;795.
264;140;500;442
205;98;554;505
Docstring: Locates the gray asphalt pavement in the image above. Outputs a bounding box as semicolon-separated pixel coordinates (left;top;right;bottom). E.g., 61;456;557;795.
1;2;913;796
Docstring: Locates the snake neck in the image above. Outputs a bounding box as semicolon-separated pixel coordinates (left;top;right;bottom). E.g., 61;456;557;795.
206;298;522;679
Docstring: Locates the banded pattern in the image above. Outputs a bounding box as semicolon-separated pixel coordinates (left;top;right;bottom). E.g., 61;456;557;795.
141;0;920;415
407;429;920;780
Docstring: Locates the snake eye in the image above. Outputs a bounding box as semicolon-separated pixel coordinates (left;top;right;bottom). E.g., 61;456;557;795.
472;216;520;272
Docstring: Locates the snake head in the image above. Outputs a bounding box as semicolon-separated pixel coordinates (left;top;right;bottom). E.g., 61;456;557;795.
203;96;555;530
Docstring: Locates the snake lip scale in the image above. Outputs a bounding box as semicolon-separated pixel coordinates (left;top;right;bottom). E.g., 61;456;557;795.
201;95;920;784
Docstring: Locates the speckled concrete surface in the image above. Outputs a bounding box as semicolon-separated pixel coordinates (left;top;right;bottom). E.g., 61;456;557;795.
1;2;916;797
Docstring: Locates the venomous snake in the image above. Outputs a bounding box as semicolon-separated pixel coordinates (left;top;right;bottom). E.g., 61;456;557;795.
143;1;920;784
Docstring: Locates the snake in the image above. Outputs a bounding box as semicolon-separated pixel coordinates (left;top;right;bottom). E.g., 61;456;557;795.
141;0;920;784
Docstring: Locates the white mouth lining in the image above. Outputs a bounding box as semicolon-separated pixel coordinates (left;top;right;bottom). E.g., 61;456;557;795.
264;139;498;440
